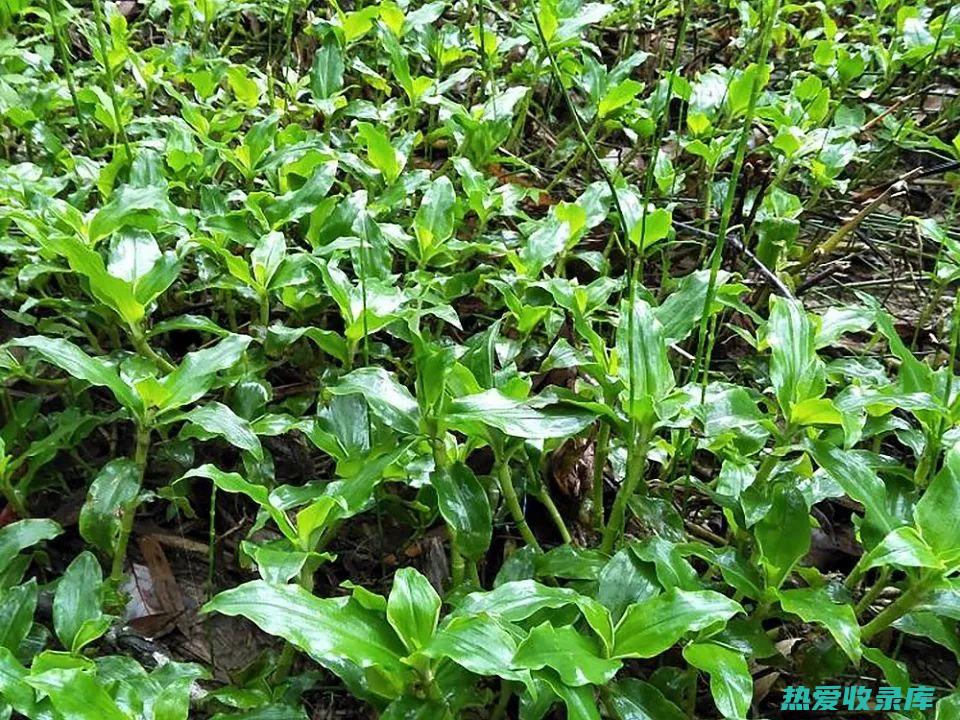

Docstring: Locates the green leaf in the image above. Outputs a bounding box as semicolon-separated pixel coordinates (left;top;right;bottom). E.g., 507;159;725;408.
205;580;409;678
778;587;862;663
386;568;441;653
655;270;732;345
916;443;960;559
755;484;810;588
429;462;492;561
181;402;264;460
414;177;456;259
456;580;613;652
310;37;344;100
613;589;742;658
226;66;260;108
251;231;286;289
598;79;643;118
0;519;62;575
88;184;187;243
862;527;942;572
330;367;420;435
765;296;825;418
423;615;524;681
157;334;252;411
514;622;621;686
608;678;687;720
10;336;143;416
179;465;295;541
807;441;897;537
53;552;106;654
26;668;129;720
0;580;37;653
264;163;338;229
80;459;142;556
357;123;402;184
446;390;595;439
0;647;44;718
682;642;752;719
49;232;147;326
616;298;674;424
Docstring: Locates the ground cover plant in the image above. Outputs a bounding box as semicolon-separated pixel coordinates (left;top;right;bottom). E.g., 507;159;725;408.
1;0;960;717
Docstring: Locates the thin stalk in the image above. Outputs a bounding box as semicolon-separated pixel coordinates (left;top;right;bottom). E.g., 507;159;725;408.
0;474;27;518
592;421;611;530
523;454;571;543
47;0;91;148
600;429;649;554
918;287;960;485
860;571;940;641
129;325;175;373
691;0;781;396
497;454;542;553
111;423;150;583
855;567;891;616
91;0;132;159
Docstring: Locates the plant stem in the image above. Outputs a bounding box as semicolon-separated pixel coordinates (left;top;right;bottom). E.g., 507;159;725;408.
0;474;27;518
91;0;132;159
855;567;890;616
691;0;781;396
111;423;150;583
860;571;940;641
592;421;611;531
129;325;175;373
524;454;571;544
47;0;91;148
497;455;542;553
600;429;649;554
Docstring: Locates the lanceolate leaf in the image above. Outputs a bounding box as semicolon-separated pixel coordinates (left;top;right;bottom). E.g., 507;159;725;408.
682;642;753;719
157;334;252;411
446;390;595;439
205;580;409;678
80;465;140;553
0;519;63;574
180;401;264;460
778;587;862;663
53;552;105;654
330;367;420;435
607;679;687;720
9;337;144;417
429;463;491;561
513;622;621;686
613;589;742;658
916;443;960;559
423;615;525;681
386;568;441;652
807;440;897;537
765;296;825;418
26;669;129;720
0;580;37;653
616;298;674;424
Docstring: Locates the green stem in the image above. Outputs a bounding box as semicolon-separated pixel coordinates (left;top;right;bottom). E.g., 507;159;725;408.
860;571;940;641
538;486;572;545
91;0;132;159
600;429;650;554
259;293;270;328
691;0;782;396
111;424;150;583
497;455;542;553
592;421;611;531
855;567;891;616
129;325;175;373
0;474;27;518
47;0;91;148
